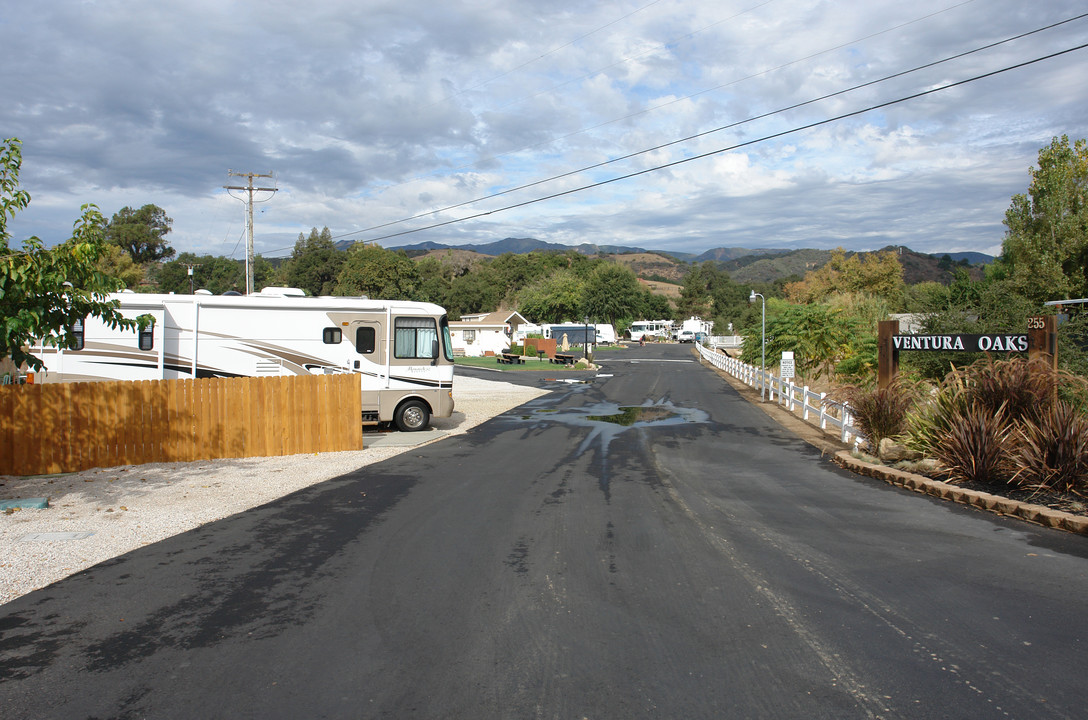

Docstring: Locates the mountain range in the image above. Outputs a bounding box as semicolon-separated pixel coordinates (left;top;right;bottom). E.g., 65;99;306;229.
382;237;993;268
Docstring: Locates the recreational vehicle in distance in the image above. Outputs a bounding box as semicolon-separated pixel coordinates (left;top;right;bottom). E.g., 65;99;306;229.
625;320;673;342
31;288;455;432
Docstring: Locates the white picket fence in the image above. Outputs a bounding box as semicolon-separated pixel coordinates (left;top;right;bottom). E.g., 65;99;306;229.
696;343;861;446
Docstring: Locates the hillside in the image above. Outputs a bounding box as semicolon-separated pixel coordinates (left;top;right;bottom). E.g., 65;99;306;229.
391;236;993;286
608;252;688;283
412;247;490;274
727;249;832;284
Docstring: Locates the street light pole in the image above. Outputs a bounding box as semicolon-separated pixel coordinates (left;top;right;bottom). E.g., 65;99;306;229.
749;290;766;401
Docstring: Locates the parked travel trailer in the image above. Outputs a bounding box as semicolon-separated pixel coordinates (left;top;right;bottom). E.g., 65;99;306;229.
593;323;617;344
31;288;455;432
679;317;714;336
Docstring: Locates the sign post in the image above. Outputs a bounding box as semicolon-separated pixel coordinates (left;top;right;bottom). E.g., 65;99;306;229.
780;351;795;380
877;320;899;390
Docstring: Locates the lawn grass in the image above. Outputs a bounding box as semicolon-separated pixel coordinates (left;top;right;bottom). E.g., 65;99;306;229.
454;355;567;371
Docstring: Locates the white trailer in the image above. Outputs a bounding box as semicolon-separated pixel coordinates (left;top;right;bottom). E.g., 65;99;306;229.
32;288;455;432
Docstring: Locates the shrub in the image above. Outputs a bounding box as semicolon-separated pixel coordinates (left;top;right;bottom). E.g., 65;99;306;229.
828;379;918;449
965;357;1056;421
903;374;967;457
1014;400;1088;493
933;401;1016;485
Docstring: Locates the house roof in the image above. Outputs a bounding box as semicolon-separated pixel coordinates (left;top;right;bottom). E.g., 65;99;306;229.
450;310;527;328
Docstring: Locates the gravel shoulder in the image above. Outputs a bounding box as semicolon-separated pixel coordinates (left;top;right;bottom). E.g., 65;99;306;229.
0;376;548;606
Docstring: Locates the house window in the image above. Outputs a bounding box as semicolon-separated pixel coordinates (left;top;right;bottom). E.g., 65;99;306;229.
355;327;375;354
464;329;476;344
138;322;155;351
70;318;85;351
323;327;342;344
394;317;438;359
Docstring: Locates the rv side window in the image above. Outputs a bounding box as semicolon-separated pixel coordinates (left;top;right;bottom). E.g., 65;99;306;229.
355;327;375;354
139;322;154;351
323;327;342;344
70;318;85;351
394;317;438;359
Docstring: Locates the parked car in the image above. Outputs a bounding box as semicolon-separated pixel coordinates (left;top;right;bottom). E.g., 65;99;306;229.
694;332;707;344
677;329;696;343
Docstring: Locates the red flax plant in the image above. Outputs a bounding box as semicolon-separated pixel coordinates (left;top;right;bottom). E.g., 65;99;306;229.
904;357;1076;487
1015;400;1088;494
827;378;919;452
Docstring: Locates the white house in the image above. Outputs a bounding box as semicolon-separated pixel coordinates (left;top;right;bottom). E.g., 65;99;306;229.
449;310;529;357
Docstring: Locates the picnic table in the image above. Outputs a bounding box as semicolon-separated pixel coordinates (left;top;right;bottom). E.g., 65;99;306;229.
497;352;525;364
552;352;575;364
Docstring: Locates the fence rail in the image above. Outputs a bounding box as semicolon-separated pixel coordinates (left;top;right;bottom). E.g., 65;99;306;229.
696;344;859;446
0;374;363;476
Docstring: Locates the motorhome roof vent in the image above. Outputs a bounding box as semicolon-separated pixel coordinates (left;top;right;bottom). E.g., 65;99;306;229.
258;287;307;297
194;289;213;295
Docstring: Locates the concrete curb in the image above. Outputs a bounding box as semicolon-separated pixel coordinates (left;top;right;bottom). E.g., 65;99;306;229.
833;451;1088;536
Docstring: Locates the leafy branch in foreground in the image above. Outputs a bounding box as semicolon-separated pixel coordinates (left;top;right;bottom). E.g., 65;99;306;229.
1;138;138;370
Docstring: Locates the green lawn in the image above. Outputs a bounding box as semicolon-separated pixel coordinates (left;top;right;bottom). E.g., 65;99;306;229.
454;355;585;371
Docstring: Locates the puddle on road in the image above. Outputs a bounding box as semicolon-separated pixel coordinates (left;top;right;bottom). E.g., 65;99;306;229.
518;400;709;459
512;399;710;503
587;406;679;427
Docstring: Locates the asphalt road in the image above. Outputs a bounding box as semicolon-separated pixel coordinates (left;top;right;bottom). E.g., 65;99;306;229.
3;344;1088;719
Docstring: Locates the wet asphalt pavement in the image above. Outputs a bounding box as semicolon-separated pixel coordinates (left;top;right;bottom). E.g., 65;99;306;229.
2;343;1088;718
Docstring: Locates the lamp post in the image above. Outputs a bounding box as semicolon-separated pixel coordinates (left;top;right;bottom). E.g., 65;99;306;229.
749;290;766;401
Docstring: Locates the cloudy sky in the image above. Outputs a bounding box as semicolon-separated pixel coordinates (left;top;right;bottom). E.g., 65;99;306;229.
4;0;1088;260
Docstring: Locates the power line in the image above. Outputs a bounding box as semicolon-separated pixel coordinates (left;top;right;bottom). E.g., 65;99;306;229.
325;13;1088;245
351;41;1088;246
359;0;974;206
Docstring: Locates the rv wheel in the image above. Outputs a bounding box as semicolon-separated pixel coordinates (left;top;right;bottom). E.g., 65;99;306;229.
394;399;430;432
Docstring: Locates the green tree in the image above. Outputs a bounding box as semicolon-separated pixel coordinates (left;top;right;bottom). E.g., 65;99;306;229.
518;269;585;323
157;253;244;294
741;300;863;385
106;204;175;264
335;244;422;300
1001;135;1088;301
785;248;904;304
445;269;503;317
640;290;673;321
582;263;643;326
1;138;140;370
94;243;144;289
278;227;345;296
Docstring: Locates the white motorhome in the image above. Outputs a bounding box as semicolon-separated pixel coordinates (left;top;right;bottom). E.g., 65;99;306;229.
31;288;455;432
625;320;673;341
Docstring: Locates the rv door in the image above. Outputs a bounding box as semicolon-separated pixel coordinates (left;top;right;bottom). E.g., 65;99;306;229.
351;321;383;373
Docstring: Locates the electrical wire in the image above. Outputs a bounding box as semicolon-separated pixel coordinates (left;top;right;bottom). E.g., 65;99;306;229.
324;13;1088;245
365;0;973;203
348;41;1088;246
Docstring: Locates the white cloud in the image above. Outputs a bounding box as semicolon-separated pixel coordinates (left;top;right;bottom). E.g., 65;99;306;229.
3;0;1087;262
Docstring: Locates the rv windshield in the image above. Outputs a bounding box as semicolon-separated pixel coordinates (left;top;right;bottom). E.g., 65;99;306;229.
440;316;454;362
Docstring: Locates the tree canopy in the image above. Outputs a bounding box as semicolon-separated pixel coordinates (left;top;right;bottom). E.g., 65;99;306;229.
1;138;138;370
276;227;346;296
106;204;175;264
335;244;422;300
1001;135;1088;302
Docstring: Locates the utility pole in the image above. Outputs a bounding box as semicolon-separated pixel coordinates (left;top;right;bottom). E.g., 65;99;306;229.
186;263;202;294
224;171;277;295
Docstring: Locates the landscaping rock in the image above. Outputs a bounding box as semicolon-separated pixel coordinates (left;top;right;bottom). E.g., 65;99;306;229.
878;438;923;463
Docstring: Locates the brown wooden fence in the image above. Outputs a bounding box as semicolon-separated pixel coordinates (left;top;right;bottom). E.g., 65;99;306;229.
0;374;363;476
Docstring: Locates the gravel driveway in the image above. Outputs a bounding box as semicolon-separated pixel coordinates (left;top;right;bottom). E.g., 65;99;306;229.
0;375;547;605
